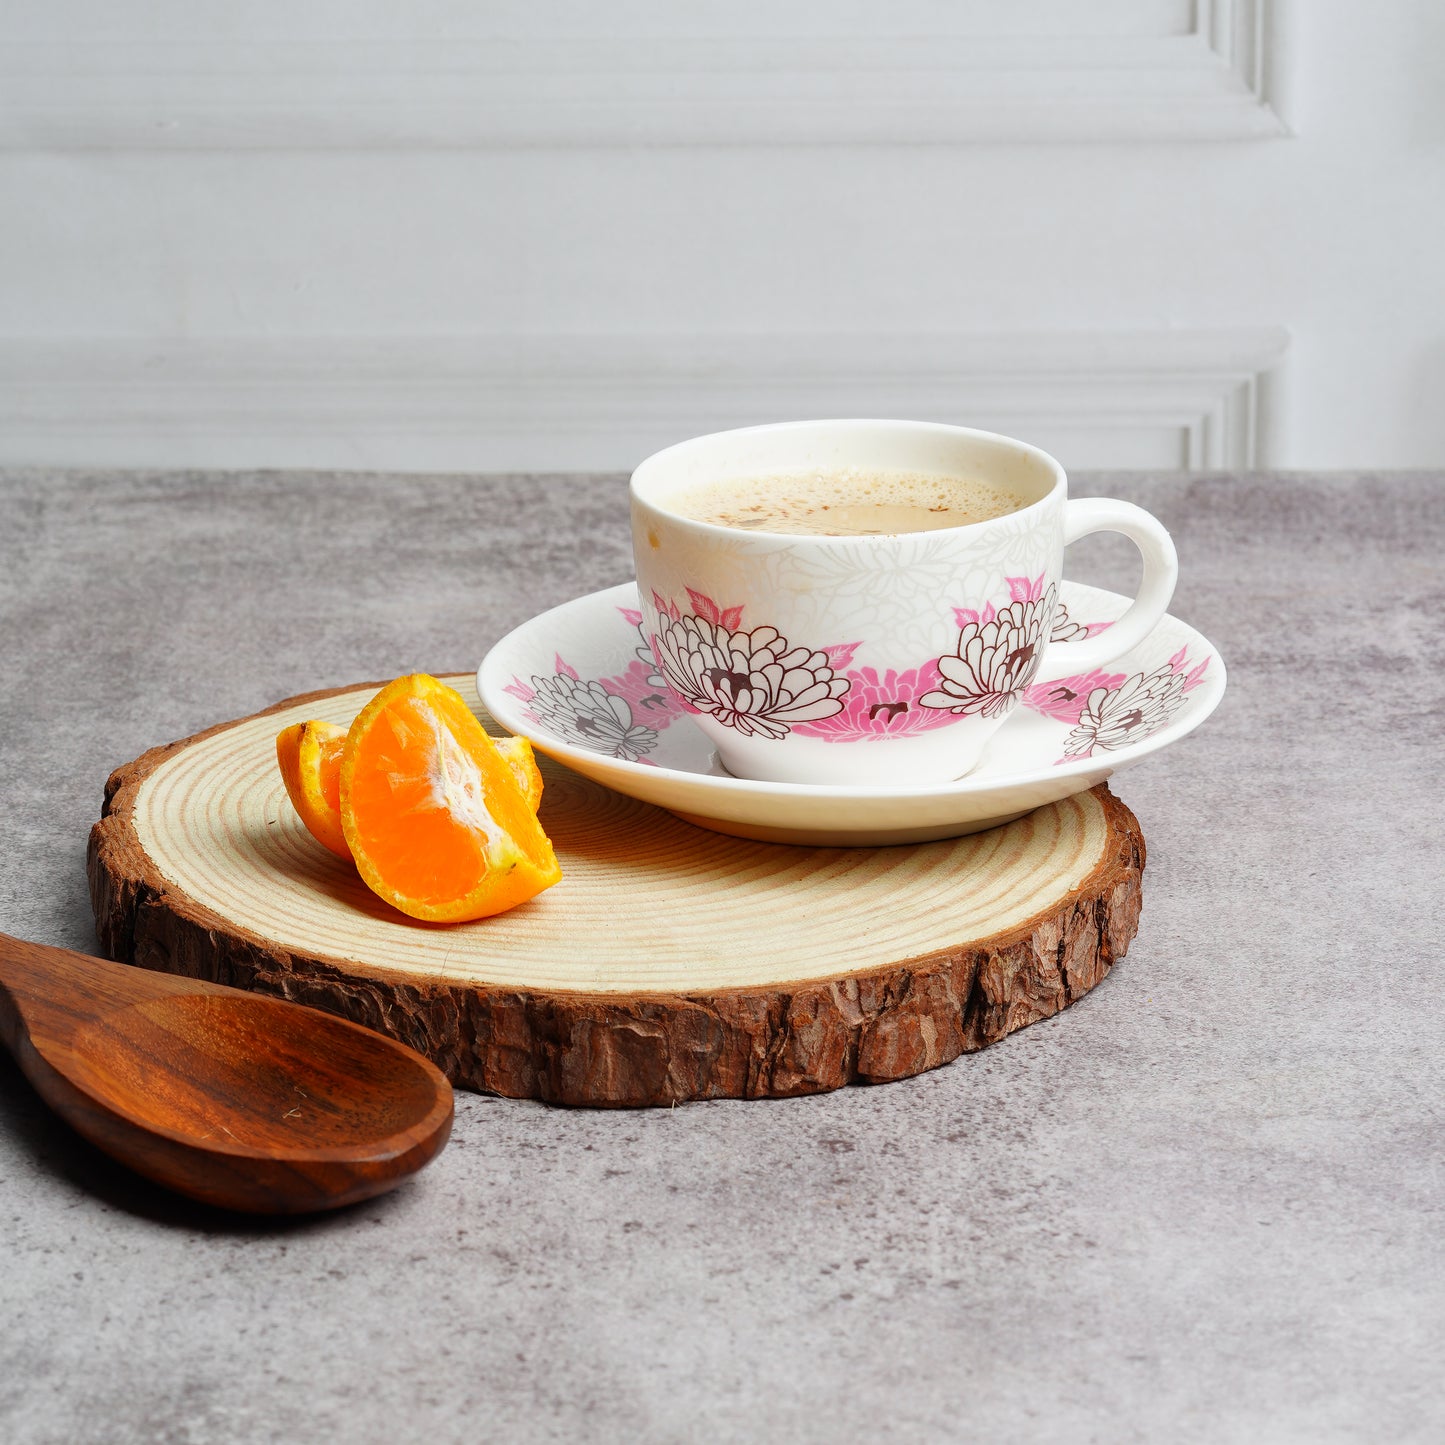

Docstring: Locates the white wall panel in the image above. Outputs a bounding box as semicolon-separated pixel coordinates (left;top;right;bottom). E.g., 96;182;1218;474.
1;0;1285;147
0;0;1441;472
0;330;1286;473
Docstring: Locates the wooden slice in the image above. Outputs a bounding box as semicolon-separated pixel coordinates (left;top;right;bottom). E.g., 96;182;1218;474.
88;676;1147;1108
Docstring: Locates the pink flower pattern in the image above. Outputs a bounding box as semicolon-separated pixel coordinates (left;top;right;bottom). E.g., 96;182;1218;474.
1023;669;1129;724
598;657;686;728
794;662;956;741
506;583;1208;767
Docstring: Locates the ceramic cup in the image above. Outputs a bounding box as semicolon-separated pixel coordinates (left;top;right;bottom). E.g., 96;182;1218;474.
629;419;1178;786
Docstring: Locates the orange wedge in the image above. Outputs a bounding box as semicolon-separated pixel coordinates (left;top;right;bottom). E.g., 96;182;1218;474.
279;717;543;863
276;720;350;858
339;674;560;922
498;734;544;813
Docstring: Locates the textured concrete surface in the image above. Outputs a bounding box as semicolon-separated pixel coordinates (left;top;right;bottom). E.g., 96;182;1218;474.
0;469;1440;1444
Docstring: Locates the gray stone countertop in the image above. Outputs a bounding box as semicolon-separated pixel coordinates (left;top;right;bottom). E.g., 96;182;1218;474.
0;469;1439;1444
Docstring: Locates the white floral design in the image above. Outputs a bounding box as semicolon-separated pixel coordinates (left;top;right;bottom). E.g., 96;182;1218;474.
1049;601;1093;642
920;585;1057;719
761;529;1048;659
651;614;849;739
617;605;670;689
528;673;659;761
1062;663;1187;757
1060;647;1208;758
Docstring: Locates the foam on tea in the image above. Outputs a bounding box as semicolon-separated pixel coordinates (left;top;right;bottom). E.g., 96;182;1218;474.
669;468;1027;537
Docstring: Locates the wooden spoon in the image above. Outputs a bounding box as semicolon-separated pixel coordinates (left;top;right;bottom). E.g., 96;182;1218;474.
0;932;453;1214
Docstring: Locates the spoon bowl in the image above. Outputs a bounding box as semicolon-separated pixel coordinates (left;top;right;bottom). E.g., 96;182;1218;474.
0;932;453;1213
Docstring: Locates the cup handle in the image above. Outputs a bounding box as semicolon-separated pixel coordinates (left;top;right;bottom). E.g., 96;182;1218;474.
1037;498;1179;678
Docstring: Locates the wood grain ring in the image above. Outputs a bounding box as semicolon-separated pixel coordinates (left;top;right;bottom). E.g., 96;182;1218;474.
87;676;1147;1107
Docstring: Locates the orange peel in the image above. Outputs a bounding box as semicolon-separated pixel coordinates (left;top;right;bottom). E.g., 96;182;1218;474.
276;720;350;858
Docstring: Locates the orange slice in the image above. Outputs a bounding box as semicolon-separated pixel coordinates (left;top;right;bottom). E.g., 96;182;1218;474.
498;734;544;813
339;674;560;922
276;720;350;858
279;717;543;863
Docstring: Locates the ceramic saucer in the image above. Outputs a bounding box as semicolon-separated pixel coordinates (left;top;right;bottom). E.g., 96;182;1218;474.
478;581;1226;846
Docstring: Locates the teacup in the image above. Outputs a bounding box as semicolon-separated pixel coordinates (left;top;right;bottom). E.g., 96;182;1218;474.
630;420;1177;786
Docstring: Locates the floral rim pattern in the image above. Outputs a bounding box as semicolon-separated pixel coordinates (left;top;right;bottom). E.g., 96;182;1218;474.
502;579;1211;769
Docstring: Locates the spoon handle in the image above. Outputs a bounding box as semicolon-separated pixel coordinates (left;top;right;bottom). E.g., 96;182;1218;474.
0;932;187;1053
0;934;152;1186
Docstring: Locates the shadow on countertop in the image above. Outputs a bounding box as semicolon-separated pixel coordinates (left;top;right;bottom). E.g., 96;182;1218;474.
0;1047;419;1235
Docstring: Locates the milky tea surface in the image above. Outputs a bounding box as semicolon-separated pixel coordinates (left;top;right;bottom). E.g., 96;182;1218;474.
668;468;1027;537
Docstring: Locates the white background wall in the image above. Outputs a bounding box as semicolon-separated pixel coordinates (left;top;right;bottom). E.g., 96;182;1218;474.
1;0;1442;473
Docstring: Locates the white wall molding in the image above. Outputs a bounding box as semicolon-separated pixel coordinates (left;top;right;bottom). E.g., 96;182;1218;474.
0;0;1288;148
0;330;1290;473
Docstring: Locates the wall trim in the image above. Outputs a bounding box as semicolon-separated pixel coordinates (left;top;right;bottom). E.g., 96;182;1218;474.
0;330;1290;473
1;0;1288;147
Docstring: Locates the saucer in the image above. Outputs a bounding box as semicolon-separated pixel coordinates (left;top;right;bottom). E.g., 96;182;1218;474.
478;581;1226;846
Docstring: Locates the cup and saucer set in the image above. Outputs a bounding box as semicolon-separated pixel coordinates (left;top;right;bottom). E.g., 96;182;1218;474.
479;420;1226;847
